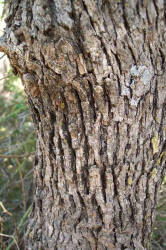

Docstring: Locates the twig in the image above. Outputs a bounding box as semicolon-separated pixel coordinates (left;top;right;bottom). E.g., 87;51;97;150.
0;201;12;216
151;239;163;250
0;54;6;60
0;216;5;250
6;206;32;250
0;233;19;250
18;205;32;231
13;169;33;185
156;200;166;210
16;158;26;211
0;201;19;244
0;74;13;81
0;152;34;159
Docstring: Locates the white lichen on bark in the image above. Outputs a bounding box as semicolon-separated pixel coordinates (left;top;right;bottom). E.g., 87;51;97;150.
129;65;153;106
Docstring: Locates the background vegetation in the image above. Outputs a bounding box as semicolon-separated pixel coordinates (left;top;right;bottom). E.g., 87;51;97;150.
0;2;165;249
0;64;35;249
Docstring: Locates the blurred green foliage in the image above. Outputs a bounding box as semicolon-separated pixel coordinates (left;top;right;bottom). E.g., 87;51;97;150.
152;179;166;249
0;66;35;249
0;1;4;20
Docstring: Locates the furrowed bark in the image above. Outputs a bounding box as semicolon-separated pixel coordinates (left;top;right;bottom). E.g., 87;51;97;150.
0;0;166;249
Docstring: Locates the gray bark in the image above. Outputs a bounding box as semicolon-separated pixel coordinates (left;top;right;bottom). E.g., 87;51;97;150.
0;0;166;249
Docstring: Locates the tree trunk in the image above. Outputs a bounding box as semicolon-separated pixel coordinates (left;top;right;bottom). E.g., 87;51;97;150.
0;0;166;249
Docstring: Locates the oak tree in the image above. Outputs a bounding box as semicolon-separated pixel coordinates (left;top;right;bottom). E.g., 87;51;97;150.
0;0;166;249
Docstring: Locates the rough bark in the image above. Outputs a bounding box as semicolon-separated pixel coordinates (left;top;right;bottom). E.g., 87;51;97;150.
0;0;166;249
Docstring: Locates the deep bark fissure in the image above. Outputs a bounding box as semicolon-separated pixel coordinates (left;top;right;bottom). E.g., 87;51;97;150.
159;99;166;136
63;113;77;175
81;0;97;35
87;80;97;121
73;88;90;194
121;1;130;31
152;0;159;30
113;53;123;76
152;79;158;120
57;135;66;176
